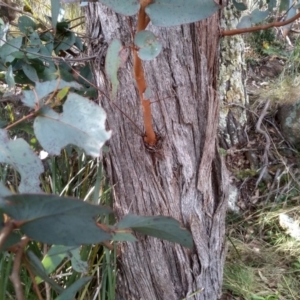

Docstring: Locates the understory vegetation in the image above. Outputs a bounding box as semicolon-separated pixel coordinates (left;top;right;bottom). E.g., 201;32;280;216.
223;28;300;300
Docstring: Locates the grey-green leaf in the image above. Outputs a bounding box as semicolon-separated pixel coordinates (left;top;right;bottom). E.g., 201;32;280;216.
22;63;39;82
5;65;15;88
0;129;44;193
105;39;129;99
18;16;37;34
145;0;220;27
51;0;61;32
34;93;111;157
134;30;162;61
232;0;247;11
22;80;81;109
117;214;193;249
27;250;64;293
0;37;22;63
0;182;12;197
99;0;140;16
1;194;112;246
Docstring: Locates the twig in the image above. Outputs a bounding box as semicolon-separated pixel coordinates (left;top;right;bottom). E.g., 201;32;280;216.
0;94;22;102
221;11;300;36
9;237;30;300
23;257;44;300
0;219;16;250
255;100;271;187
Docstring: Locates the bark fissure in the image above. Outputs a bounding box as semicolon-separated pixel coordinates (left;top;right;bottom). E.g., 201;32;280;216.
87;3;228;299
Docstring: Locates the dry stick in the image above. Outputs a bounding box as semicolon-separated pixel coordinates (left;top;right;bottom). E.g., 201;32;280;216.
10;237;29;300
255;100;271;187
221;11;300;36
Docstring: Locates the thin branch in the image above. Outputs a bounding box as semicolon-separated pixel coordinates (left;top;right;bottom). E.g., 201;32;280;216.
221;12;300;36
0;220;15;250
23;257;44;300
9;237;30;300
5;112;36;130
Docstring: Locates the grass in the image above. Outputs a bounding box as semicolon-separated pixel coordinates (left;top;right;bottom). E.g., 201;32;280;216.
223;198;300;299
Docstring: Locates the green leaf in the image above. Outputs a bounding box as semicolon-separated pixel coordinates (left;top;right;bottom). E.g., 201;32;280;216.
34;93;111;157
37;245;85;283
105;39;129;99
237;15;251;28
232;0;247;11
145;0;220;27
22;63;39;82
69;247;88;273
18;16;37;34
134;30;162;61
0;129;44;193
5;65;15;88
54;31;76;54
27;250;64;293
268;0;277;11
117;215;193;249
1;194;112;246
0;183;12;197
279;0;289;11
51;0;62;33
55;277;92;300
0;37;22;63
99;0;140;16
249;8;269;24
22;80;81;108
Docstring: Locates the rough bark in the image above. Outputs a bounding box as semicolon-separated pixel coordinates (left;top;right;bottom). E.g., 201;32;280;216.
86;3;229;300
219;4;248;148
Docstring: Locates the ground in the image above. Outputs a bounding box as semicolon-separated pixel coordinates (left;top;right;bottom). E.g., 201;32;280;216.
222;32;300;300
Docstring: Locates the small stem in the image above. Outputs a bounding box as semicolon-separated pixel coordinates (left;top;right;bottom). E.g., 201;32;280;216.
5;112;36;130
9;237;29;300
142;99;156;145
0;220;15;251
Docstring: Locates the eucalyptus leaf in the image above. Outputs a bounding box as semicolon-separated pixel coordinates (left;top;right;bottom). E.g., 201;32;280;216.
134;30;162;61
22;63;39;82
99;0;140;16
117;214;193;249
145;0;220;27
18;16;37;34
51;0;62;32
27;250;64;293
232;0;247;11
34;93;111;157
0;129;44;193
105;39;129;99
0;37;22;64
5;65;15;88
22;80;81;108
1;194;112;246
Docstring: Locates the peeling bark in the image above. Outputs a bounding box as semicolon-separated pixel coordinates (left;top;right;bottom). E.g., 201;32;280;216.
86;3;229;300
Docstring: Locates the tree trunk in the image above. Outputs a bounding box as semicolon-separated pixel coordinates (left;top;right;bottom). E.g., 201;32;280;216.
86;3;229;300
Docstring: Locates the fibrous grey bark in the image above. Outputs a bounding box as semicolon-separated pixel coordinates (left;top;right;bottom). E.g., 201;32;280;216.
86;3;229;300
219;4;248;148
